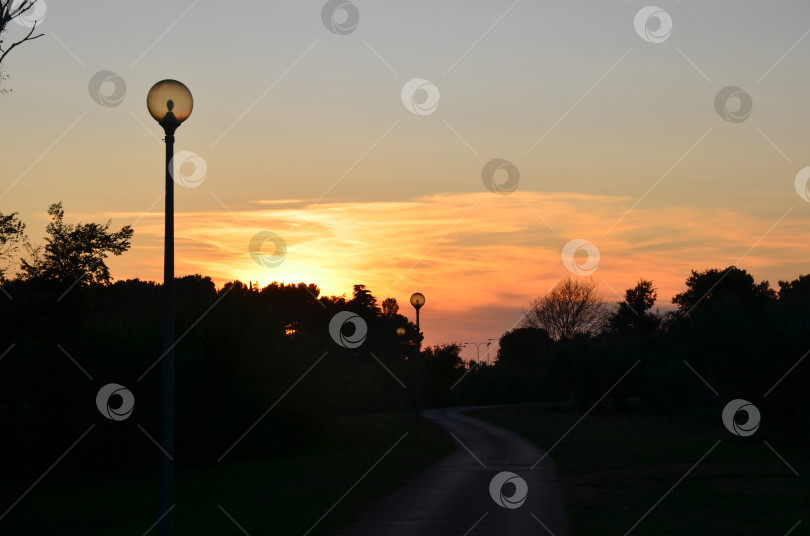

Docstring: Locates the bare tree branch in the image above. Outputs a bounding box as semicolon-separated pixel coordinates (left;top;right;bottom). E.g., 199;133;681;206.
0;20;43;65
0;0;44;68
522;276;608;340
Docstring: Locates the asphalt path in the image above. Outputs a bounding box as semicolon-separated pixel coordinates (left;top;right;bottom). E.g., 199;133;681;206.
334;406;570;535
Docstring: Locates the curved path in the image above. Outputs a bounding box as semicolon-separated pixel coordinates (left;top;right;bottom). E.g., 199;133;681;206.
335;406;570;535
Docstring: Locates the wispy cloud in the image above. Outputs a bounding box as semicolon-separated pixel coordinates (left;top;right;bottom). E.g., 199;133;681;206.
94;191;806;345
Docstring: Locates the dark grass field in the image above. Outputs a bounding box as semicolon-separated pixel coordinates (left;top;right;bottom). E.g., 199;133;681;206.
470;405;808;536
0;412;453;535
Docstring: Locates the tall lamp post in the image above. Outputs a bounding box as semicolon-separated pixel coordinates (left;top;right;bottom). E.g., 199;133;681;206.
396;326;406;417
463;341;491;367
487;338;499;365
147;79;193;536
409;292;425;439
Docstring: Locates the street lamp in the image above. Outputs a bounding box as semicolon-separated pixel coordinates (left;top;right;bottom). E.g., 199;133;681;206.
147;79;193;536
396;327;406;416
487;338;499;365
463;341;491;367
410;293;425;440
410;292;425;316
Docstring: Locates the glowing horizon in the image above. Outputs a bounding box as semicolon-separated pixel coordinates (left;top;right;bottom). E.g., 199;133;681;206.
31;188;801;348
3;1;810;360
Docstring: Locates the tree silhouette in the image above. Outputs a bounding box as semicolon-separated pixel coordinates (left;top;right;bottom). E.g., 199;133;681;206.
0;1;44;69
778;274;810;308
495;327;553;367
349;284;378;313
610;278;660;334
381;297;399;317
21;202;133;286
523;276;607;340
0;210;26;279
672;266;775;313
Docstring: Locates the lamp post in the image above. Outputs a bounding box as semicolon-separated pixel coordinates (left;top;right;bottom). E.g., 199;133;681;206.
487;338;498;365
396;326;406;417
463;341;491;367
409;292;425;440
147;79;193;536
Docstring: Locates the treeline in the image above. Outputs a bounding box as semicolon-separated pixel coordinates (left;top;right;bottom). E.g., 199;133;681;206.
467;269;810;447
1;204;808;480
0;276;462;477
0;205;461;477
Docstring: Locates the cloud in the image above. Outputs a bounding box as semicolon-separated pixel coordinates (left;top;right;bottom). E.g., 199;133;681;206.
96;191;807;346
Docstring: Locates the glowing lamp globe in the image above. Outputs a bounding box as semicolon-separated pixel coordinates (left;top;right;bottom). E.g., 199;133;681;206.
396;327;406;336
147;80;193;127
410;292;425;310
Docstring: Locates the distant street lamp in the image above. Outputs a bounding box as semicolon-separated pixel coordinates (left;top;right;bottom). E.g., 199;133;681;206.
463;341;491;367
147;79;193;536
487;338;499;365
410;292;425;439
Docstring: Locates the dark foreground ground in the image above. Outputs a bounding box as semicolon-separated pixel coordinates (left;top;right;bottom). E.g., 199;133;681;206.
0;413;452;535
471;405;809;536
3;405;806;535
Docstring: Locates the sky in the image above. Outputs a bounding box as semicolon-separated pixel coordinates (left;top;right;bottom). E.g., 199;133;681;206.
1;0;809;355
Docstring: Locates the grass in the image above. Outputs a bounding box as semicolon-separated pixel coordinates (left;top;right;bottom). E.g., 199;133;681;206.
0;412;454;535
470;405;809;536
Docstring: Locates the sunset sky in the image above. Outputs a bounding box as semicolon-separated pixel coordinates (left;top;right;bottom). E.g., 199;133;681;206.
2;0;809;353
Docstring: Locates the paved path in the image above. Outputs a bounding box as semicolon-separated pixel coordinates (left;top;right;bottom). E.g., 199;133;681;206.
334;406;570;535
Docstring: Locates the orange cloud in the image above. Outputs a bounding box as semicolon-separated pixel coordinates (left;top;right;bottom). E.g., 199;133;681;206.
94;191;807;348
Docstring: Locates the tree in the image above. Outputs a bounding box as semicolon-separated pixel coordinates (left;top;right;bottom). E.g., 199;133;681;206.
381;297;399;317
421;343;464;400
672;266;775;313
523;276;607;340
0;210;26;279
495;327;553;368
21;202;133;286
778;274;810;307
0;1;44;69
609;279;660;334
349;284;378;313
